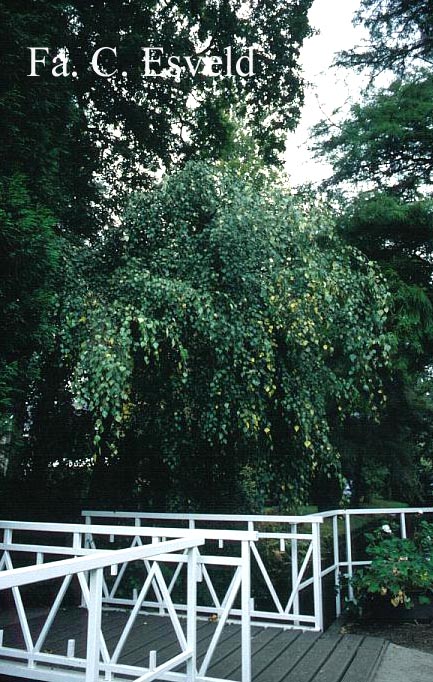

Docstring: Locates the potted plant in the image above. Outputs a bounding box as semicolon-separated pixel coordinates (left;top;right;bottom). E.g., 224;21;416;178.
346;520;433;621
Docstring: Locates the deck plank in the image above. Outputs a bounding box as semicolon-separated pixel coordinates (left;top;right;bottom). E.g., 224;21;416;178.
205;626;248;677
254;631;320;682
308;635;364;682
0;608;389;682
125;618;228;667
284;633;343;682
110;614;183;663
224;627;284;679
42;608;131;657
341;636;388;682
252;629;300;680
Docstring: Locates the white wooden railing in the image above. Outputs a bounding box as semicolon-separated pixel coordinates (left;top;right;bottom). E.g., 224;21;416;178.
82;507;433;625
1;507;432;682
0;535;203;682
0;520;257;682
316;507;433;613
81;511;325;631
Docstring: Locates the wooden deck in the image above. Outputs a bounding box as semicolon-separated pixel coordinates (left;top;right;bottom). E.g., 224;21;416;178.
0;608;387;682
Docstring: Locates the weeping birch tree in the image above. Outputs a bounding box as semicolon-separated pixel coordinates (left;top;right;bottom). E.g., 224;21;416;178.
60;162;393;510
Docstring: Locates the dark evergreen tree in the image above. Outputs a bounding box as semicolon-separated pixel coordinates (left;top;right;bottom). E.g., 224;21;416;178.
312;49;433;504
338;0;433;73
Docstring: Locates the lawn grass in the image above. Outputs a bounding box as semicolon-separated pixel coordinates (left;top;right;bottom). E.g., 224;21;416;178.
360;497;409;510
274;499;411;563
264;499;412;557
284;498;409;516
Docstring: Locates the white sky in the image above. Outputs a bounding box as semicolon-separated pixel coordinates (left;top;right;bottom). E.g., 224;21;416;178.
284;0;368;185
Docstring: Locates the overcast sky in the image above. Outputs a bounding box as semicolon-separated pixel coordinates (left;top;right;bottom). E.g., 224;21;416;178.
284;0;367;185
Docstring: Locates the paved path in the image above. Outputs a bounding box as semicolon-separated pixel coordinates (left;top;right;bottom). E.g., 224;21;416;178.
372;643;433;682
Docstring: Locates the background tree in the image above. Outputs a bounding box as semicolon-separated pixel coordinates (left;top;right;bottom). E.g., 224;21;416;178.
312;1;433;502
313;72;433;197
2;0;315;227
338;0;433;73
0;0;315;513
67;0;314;172
0;176;59;448
338;195;433;503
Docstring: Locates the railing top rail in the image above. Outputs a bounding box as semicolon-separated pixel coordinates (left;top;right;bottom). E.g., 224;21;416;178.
315;507;433;519
0;519;259;542
81;507;433;524
81;510;324;524
0;536;204;591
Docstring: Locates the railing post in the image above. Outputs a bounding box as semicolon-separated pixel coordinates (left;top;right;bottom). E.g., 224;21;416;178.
291;523;300;626
72;532;87;610
85;567;103;682
2;527;12;554
151;536;166;615
400;512;407;539
3;527;11;542
241;540;251;682
186;546;198;682
345;512;354;602
311;522;323;631
332;514;341;617
84;515;92;548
